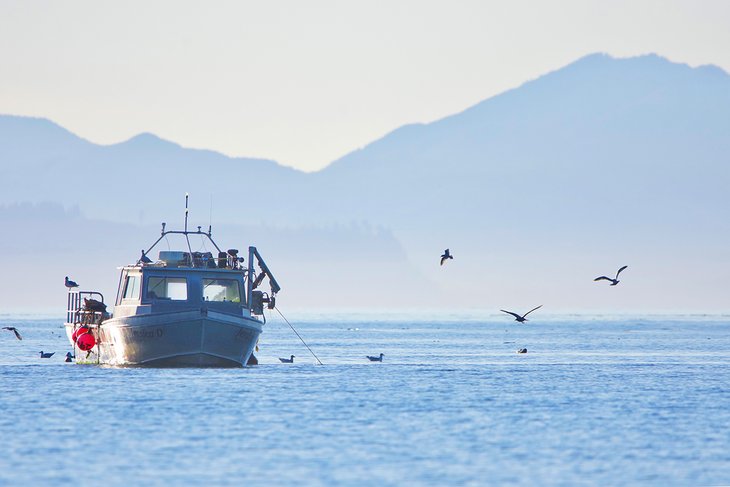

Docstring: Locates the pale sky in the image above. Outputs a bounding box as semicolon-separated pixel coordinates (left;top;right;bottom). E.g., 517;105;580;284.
1;0;728;171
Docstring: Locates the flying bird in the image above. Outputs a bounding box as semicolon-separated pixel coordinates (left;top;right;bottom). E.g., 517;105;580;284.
39;351;55;358
2;327;22;340
440;249;453;266
594;266;628;286
64;276;79;288
279;355;295;363
500;305;543;323
366;353;384;362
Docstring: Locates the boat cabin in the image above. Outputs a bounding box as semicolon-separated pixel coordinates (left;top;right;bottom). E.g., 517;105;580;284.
115;264;249;318
113;240;279;320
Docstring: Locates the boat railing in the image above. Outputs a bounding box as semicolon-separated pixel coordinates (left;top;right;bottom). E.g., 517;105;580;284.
66;290;107;325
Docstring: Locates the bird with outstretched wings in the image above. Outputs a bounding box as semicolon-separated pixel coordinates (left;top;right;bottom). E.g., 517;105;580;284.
2;327;22;340
440;249;453;266
500;305;543;323
594;265;628;286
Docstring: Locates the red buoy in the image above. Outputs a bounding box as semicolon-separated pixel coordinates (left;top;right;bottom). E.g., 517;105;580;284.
72;326;91;343
76;332;96;351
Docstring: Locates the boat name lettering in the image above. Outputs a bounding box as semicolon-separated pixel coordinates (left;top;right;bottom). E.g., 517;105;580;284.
131;328;164;339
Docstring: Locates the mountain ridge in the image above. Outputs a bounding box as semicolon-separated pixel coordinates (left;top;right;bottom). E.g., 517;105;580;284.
4;53;728;176
1;52;729;309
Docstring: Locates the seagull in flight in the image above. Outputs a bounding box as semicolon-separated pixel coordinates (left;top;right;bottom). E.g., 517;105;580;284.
279;355;295;363
440;249;453;266
366;353;384;362
500;305;543;323
2;327;22;340
594;266;628;286
65;276;79;288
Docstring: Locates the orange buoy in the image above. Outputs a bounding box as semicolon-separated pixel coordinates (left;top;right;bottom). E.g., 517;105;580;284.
72;326;91;343
76;332;96;351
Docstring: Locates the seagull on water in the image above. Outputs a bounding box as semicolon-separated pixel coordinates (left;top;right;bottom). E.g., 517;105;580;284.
594;265;628;286
64;276;79;288
440;249;453;266
39;351;55;358
279;355;295;363
500;305;543;323
2;326;22;340
366;353;384;362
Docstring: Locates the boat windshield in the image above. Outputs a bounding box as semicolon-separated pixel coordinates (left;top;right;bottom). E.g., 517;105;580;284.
147;277;188;301
203;278;241;303
123;275;140;300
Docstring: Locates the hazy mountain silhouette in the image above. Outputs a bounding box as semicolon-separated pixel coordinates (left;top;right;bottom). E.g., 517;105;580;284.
0;116;307;223
1;53;729;310
313;53;730;229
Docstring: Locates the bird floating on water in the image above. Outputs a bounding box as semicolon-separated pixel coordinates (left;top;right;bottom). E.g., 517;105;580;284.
65;352;74;362
366;353;384;362
440;249;453;266
500;305;543;323
39;351;55;358
2;326;22;340
516;348;528;354
64;276;79;288
594;265;628;286
279;355;295;363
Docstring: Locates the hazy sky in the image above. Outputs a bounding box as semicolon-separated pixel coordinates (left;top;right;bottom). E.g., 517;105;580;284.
1;0;728;171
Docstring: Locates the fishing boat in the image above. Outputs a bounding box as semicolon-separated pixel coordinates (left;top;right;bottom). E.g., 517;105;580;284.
64;205;280;367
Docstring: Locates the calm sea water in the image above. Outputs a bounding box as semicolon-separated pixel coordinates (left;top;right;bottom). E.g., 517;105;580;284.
1;312;729;486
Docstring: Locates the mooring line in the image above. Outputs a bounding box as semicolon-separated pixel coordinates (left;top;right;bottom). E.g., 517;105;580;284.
274;307;323;365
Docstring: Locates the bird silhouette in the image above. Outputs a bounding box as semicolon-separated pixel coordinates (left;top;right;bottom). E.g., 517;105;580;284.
138;250;153;264
366;353;384;362
594;266;628;286
39;351;55;358
64;276;79;288
279;355;295;363
440;249;453;266
65;352;74;362
2;326;22;340
500;305;543;323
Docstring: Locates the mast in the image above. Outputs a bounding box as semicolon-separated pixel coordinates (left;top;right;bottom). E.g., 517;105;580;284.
184;193;193;263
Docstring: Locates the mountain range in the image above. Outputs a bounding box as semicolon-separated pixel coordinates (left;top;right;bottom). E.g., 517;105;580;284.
1;53;729;312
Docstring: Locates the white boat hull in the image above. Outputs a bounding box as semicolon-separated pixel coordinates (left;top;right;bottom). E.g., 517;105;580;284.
65;309;262;367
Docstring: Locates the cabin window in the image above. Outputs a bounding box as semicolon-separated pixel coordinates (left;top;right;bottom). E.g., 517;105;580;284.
147;277;188;301
203;278;241;303
123;275;140;300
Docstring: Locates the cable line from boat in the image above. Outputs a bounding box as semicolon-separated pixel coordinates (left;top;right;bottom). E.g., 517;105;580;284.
274;307;323;365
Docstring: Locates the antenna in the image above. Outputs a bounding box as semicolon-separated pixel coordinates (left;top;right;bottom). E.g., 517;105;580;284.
209;194;213;236
184;193;189;232
184;193;193;261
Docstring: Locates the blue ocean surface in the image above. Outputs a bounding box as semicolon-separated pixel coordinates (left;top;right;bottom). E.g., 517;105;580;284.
1;312;729;486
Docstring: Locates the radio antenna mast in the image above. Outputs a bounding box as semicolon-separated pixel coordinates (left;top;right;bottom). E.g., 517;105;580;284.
184;193;193;259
